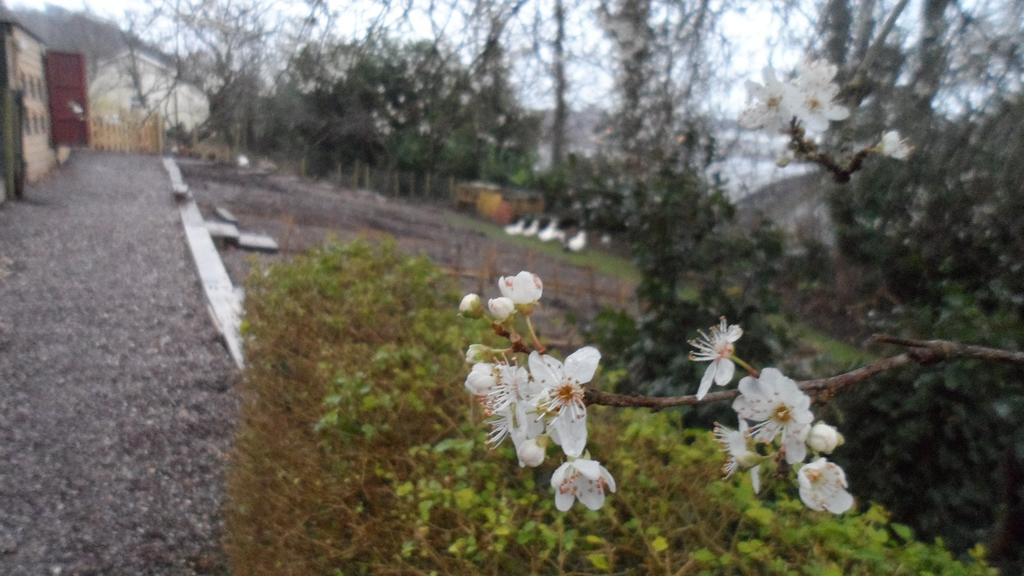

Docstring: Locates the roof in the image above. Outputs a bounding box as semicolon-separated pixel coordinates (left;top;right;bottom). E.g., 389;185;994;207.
0;9;48;46
97;46;177;73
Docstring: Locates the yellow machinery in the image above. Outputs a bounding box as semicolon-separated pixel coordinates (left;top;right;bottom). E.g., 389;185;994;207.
453;181;545;223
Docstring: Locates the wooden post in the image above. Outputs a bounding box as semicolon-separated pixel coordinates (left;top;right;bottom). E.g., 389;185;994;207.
282;215;296;253
454;241;463;280
587;266;597;308
364;165;371;190
155;112;164;153
352;161;360;189
480;244;498;295
425;173;432;199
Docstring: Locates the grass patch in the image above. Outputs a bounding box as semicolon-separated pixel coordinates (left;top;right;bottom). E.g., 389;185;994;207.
443;211;641;282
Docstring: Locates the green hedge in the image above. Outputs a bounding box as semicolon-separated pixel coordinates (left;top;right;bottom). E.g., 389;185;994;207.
225;240;994;575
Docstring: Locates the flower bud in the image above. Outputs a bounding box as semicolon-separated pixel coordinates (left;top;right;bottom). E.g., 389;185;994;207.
775;151;794;167
806;422;844;454
464;363;496;394
465;344;491;364
459;293;483;318
488;297;515;322
877;130;913;160
517;437;546;468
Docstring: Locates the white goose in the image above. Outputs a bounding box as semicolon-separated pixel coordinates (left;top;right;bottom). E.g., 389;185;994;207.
504;218;525;236
521;218;541;237
566;230;587;252
538;219;565;243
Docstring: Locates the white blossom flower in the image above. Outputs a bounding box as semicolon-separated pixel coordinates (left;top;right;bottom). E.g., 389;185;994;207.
739;66;798;132
487;296;515;322
806;422;844;454
498;271;543;307
459;293;483;318
689;317;743;400
551;458;616;511
798;457;854;514
516;437;546;468
485;365;544;449
877;130;913;160
464;362;497;395
530;347;600;458
732;368;813;464
713;420;762;493
791;59;850;132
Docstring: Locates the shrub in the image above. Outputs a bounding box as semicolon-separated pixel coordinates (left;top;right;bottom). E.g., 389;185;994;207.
225;240;994;575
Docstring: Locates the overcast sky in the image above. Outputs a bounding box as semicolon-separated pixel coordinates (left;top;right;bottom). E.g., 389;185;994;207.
16;0;809;110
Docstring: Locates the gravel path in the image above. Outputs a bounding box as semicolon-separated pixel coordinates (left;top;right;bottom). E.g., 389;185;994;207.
0;151;236;574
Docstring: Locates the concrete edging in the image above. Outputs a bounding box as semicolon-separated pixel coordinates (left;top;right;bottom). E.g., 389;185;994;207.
162;157;245;368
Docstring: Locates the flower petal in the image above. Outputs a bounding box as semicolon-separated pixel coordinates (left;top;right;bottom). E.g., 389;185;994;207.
600;464;617;493
715;358;736;387
825;490;854;514
750;465;761;494
573;458;602;481
555;490;576;511
577;484;606;510
555;415;588;458
564;346;601;384
529;351;562;390
550;461;571;489
697;362;716;400
784;433;808;464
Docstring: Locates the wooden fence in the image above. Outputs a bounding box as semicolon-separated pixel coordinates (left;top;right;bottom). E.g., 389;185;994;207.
331;161;456;204
90;112;163;154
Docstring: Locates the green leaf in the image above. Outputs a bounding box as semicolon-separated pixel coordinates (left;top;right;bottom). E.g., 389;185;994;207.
891;523;913;541
586;553;610;571
454;488;476;510
652;536;669;553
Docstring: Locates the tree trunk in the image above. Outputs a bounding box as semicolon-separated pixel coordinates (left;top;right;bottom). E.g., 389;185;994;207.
550;0;568;168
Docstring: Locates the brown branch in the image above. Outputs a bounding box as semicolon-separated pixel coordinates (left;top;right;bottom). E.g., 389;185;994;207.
788;121;871;183
584;334;1024;410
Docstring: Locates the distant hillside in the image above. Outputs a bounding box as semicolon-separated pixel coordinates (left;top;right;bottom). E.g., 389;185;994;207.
735;171;834;245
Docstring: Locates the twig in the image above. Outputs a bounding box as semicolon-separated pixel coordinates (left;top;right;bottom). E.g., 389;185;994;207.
842;0;913;106
788;121;871;183
584;334;1024;409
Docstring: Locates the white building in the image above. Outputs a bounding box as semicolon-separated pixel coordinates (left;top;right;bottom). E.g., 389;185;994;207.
89;47;208;131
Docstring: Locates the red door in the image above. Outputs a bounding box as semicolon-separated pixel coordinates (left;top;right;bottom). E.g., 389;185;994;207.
46;51;89;146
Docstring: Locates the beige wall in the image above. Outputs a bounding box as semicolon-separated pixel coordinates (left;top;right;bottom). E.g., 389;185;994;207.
7;26;56;183
90;53;209;132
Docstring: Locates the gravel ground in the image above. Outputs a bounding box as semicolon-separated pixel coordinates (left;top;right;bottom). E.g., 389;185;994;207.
0;151;236;574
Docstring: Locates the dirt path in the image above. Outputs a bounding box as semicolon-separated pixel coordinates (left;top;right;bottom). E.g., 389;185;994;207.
0;152;235;574
179;161;637;344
